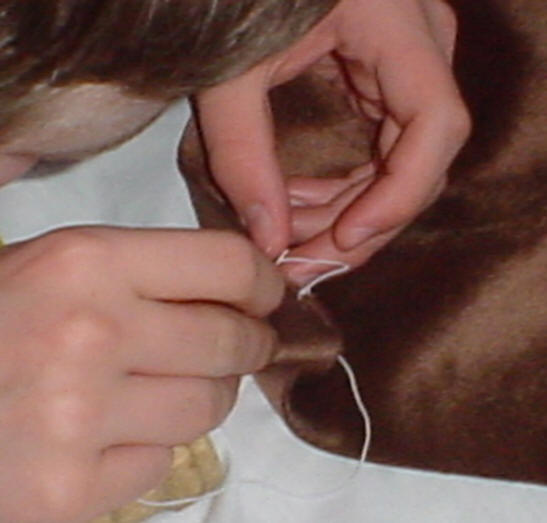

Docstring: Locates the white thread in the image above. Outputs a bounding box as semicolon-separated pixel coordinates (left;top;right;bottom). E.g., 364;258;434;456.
138;251;371;508
242;251;371;497
237;352;371;500
138;485;226;508
336;354;372;466
275;249;351;300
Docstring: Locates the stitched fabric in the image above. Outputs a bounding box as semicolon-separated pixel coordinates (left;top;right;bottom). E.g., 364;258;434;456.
179;20;547;484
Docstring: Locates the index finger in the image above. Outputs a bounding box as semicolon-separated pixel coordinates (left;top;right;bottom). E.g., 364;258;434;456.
107;228;285;317
334;40;470;250
197;73;291;258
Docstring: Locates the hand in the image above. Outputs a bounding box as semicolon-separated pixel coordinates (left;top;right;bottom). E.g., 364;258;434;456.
197;0;471;285
0;227;283;523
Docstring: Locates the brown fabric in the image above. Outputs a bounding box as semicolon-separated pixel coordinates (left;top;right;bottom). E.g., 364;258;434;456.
180;0;547;485
181;118;344;435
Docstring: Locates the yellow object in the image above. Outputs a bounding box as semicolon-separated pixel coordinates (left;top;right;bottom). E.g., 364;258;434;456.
93;437;224;523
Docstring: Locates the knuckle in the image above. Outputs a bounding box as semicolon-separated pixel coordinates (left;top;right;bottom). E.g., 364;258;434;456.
37;229;109;286
42;389;98;444
427;98;472;147
50;308;118;363
448;101;473;141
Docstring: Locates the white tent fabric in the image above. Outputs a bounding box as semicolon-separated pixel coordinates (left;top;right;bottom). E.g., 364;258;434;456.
1;100;545;523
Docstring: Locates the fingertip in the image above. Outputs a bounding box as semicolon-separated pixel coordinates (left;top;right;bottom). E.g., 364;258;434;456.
244;202;291;258
251;227;289;259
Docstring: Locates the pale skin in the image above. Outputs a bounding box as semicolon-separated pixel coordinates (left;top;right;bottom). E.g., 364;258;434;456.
0;0;469;521
0;88;285;522
199;0;471;284
0;227;282;523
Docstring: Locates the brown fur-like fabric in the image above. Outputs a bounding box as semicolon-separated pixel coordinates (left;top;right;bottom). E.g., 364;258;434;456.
181;0;547;485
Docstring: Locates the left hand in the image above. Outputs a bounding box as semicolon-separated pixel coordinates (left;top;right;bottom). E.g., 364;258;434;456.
197;0;471;285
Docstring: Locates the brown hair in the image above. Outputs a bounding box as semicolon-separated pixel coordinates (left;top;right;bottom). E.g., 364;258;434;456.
0;0;337;124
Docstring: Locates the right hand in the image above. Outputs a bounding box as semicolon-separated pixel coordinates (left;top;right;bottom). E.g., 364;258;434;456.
198;0;470;282
0;227;283;523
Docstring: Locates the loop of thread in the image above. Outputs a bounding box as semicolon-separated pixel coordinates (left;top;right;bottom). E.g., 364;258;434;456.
138;250;371;508
275;249;351;300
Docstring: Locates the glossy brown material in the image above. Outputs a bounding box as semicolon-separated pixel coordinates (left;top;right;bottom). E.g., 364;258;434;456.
180;0;547;485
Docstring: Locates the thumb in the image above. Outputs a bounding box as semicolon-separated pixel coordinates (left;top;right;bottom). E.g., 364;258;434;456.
197;75;290;257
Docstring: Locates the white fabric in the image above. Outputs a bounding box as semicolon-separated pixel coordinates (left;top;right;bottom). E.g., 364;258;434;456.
152;378;547;523
0;100;196;241
1;100;546;523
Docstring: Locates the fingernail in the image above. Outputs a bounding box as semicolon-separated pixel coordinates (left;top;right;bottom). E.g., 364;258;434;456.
243;203;275;255
339;226;377;250
289;196;309;208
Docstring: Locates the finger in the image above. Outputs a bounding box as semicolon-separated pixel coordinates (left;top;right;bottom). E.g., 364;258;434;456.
106;228;284;317
125;302;277;377
292;206;344;244
335;45;470;249
291;177;375;243
92;445;173;517
289;177;356;207
334;106;460;250
282;226;402;287
197;74;290;257
105;375;238;447
287;163;375;207
334;115;451;250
